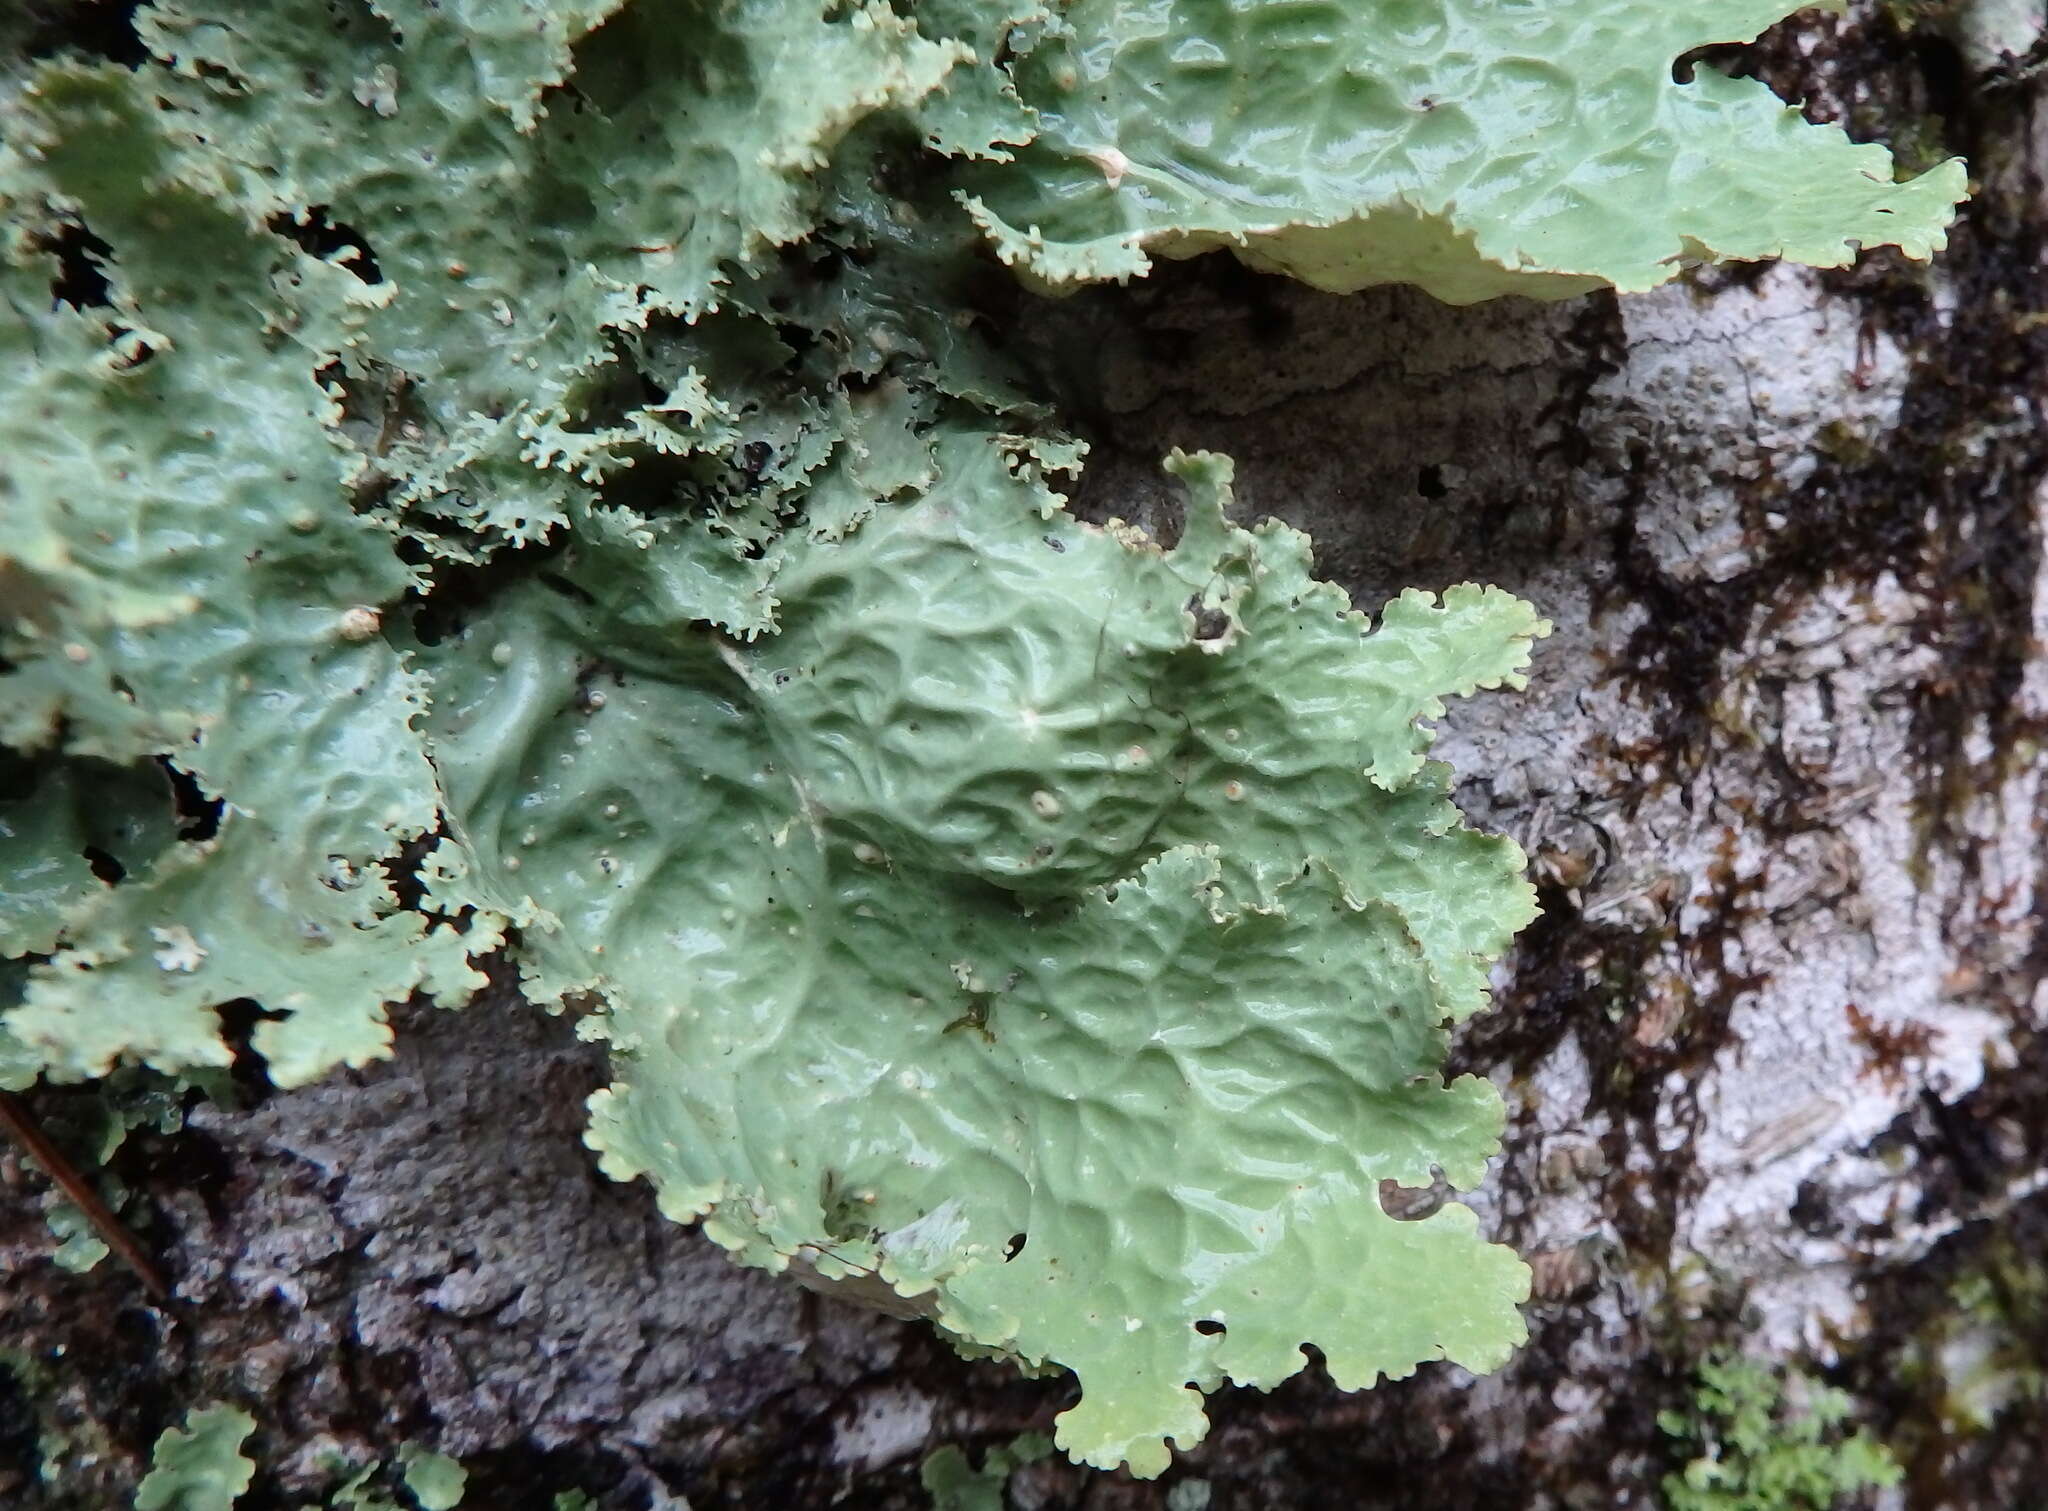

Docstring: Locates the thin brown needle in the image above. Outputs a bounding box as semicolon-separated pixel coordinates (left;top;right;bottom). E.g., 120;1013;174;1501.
0;1089;171;1302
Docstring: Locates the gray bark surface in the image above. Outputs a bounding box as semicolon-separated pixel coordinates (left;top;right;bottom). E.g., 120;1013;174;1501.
6;5;2048;1509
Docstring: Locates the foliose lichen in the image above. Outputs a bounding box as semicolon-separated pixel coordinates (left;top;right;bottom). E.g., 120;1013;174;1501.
134;1404;256;1511
0;0;1962;1478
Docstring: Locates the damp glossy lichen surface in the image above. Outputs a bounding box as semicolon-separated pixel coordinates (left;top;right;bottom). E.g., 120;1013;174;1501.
0;0;1962;1476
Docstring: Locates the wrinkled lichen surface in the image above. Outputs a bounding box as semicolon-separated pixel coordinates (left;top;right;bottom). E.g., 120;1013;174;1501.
0;0;1960;1476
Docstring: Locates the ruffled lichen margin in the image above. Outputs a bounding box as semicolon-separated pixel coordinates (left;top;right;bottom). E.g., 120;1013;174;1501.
0;0;1961;1477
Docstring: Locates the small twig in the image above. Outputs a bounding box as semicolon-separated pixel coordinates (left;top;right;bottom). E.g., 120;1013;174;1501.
0;1090;171;1302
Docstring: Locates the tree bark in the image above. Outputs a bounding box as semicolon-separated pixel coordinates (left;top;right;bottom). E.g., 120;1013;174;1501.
6;5;2048;1509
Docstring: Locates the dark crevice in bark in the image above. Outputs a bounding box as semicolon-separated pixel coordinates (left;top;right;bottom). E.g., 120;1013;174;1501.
8;0;145;66
0;1355;47;1501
